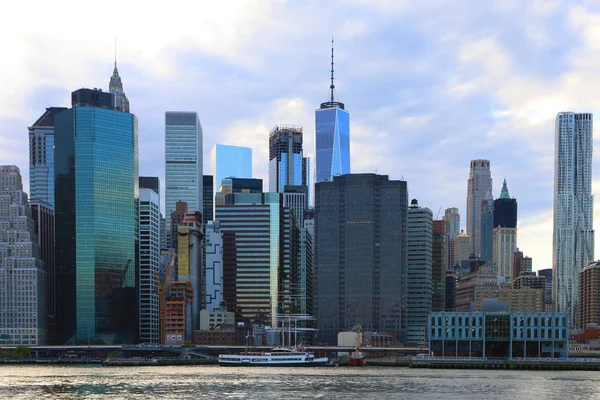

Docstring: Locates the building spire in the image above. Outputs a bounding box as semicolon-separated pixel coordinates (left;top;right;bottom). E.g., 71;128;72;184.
330;37;335;104
114;37;118;72
500;178;510;199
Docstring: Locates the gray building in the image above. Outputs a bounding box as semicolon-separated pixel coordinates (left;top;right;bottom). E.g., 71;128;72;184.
443;208;460;269
466;160;492;258
480;189;494;265
315;174;408;344
407;200;433;345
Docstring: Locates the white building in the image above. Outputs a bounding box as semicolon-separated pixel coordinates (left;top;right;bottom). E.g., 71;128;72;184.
139;187;161;344
492;227;517;280
0;166;46;345
205;220;223;312
466;160;492;258
553;112;594;323
407;200;433;345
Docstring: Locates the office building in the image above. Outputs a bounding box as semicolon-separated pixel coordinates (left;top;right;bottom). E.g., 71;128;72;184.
138;178;161;344
165;281;193;345
215;177;263;207
54;88;138;345
538;268;553;302
28;107;67;208
0;166;46;345
456;265;498;311
407;200;433;345
165;112;202;248
454;230;471;267
315;42;350;183
203;175;213;222
429;311;569;359
204;220;223;312
472;288;545;313
109;59;130;113
177;211;203;331
315;174;408;344
268;125;310;198
432;220;446;312
216;192;297;324
514;272;546;291
444;208;460;269
283;185;308;227
553;112;594;322
210;144;252;198
170;201;188;251
480;189;494;265
513;249;533;281
493;179;518;279
578;261;600;329
445;270;457;311
466;160;492;257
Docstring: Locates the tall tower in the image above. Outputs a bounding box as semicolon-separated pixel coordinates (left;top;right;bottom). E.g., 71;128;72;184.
466;159;492;257
54;89;138;344
210;144;252;200
165;112;203;249
553;112;594;323
315;39;350;183
108;53;130;113
268;125;310;196
492;179;517;280
443;207;460;268
480;189;494;265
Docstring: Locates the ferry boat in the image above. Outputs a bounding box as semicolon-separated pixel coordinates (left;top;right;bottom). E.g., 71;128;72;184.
218;347;328;367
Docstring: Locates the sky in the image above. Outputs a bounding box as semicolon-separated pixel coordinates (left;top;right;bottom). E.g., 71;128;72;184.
2;0;600;271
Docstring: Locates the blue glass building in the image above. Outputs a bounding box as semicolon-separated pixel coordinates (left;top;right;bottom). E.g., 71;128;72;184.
210;144;252;194
165;112;202;248
54;88;138;344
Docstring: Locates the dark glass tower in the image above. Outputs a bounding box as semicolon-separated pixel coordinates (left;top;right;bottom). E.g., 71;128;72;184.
493;179;517;228
54;88;138;345
315;40;350;183
315;174;408;344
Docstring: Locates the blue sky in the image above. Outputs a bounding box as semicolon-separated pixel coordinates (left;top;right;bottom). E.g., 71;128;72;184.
2;0;600;271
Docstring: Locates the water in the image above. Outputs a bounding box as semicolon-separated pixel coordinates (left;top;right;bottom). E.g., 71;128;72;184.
0;365;599;399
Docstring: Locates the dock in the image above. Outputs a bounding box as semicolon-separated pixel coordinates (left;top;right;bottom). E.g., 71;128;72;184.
409;357;600;370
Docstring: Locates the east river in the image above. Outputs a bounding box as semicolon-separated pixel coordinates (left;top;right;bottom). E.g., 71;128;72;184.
1;365;599;399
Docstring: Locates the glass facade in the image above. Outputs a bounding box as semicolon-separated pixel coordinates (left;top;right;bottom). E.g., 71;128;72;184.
210;144;252;195
55;93;138;345
315;107;350;183
165;112;202;248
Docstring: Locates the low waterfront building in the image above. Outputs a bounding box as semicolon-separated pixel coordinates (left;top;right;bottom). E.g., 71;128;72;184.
429;311;569;359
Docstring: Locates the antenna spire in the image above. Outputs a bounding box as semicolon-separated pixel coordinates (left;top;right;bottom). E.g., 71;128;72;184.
114;37;117;70
330;37;335;104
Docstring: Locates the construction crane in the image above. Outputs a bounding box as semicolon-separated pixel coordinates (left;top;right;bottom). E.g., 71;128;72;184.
156;252;177;345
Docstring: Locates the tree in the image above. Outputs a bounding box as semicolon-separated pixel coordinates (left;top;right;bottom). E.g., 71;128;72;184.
14;346;30;359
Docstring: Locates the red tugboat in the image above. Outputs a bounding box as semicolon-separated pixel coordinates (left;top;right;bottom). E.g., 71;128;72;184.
349;325;365;366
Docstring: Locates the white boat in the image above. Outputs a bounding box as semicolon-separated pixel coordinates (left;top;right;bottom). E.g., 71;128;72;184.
218;347;328;367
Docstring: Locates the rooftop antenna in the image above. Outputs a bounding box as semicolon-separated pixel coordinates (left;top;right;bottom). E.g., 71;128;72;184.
114;37;117;69
330;37;335;104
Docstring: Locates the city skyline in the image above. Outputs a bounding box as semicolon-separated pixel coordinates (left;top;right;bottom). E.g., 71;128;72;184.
4;2;600;271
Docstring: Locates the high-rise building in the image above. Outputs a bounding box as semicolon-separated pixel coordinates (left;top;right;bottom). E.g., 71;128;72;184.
109;59;130;113
216;192;297;324
553;112;594;322
445;270;457;311
454;230;471;267
538;268;553;303
512;248;533;281
0;166;47;345
210;144;252;198
204;221;223;312
407;200;433;345
315;174;407;344
315;41;350;183
28;107;67;208
268;125;310;198
165;112;202;249
578;260;600;329
432;220;446;312
493;180;518;280
443;208;460;269
283;185;308;227
203;175;213;222
177;211;203;331
139;177;161;344
480;189;494;265
466;160;492;257
31;202;55;343
54;88;138;345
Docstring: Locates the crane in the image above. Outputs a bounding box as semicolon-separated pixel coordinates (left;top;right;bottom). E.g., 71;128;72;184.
156;251;177;345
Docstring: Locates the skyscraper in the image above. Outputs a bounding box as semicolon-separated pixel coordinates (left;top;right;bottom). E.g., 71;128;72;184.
139;177;161;344
553;112;594;322
432;220;446;312
492;180;517;280
466;159;492;257
176;211;203;331
443;207;460;268
480;189;494;265
28;107;67;208
268;125;310;195
210;144;252;195
315;174;408;344
109;59;130;113
165;112;202;248
0;166;47;345
578;261;600;329
406;200;433;345
203;175;214;222
54;88;138;345
204;220;223;312
315;40;350;183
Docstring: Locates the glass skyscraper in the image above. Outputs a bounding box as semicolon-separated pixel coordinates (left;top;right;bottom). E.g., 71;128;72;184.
54;88;138;345
210;144;252;194
315;42;350;183
268;125;310;193
165;112;202;248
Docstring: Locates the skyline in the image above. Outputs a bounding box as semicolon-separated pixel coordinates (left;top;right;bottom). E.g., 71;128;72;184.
3;1;600;272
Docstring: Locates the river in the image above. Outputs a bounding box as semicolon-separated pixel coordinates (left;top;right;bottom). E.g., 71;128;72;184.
0;365;599;399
